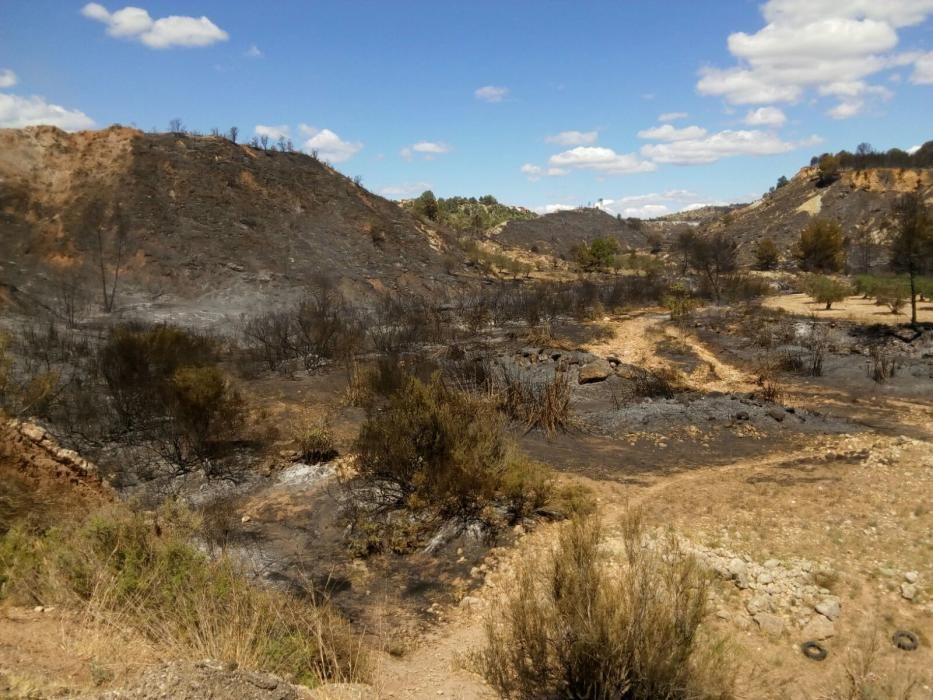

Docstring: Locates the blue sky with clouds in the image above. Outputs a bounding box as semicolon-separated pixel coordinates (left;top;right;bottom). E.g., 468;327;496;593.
1;1;931;217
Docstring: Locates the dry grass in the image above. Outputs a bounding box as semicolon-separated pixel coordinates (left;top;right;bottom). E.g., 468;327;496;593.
480;511;735;699
496;367;574;435
0;504;368;687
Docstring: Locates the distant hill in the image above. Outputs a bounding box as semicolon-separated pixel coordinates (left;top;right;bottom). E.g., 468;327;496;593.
494;208;649;260
400;193;537;232
705;163;933;265
0;126;465;318
653;204;745;227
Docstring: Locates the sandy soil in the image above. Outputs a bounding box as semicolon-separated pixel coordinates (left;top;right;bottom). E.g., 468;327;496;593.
764;293;933;325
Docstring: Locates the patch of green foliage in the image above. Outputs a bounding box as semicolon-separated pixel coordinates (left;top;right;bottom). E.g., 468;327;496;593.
403;191;537;231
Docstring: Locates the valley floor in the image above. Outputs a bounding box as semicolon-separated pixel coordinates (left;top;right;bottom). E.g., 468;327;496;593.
2;299;932;699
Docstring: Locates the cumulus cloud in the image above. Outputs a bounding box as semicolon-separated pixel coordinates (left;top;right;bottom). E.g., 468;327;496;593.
0;69;17;89
534;204;577;214
907;144;922;154
299;124;362;162
81;3;229;49
743;106;787;127
548;146;657;175
400;141;450;160
0;92;95;130
640;129;818;165
912;51;933;83
658;112;688;122
826;100;864;119
520;163;568;180
545;130;598;145
245;44;263;58
590;190;726;219
637;124;708;141
696;0;933;108
379;182;433;198
474;85;509;102
254;124;290;140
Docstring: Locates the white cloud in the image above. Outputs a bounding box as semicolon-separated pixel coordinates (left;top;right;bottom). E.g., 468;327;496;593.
545;130;598;145
696;1;933;108
658;112;688;122
520;163;568;180
826;100;864;119
548;146;657;175
81;3;228;49
254;124;290;140
534;204;577;214
474;85;509;102
637;124;708;141
912;51;933;83
640;129;817;165
299;125;362;162
589;190;727;219
0;92;95;130
0;69;17;89
379;182;432;198
907;144;921;154
400;141;450;160
245;44;263;58
743;106;787;127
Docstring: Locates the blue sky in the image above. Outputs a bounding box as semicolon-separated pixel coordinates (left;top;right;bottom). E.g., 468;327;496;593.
1;1;931;217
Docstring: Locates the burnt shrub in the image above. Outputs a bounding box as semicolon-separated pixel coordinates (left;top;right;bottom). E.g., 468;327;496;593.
495;367;574;435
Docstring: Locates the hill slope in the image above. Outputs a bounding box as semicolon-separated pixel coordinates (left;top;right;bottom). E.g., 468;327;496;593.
0;126;460;318
707;165;933;265
494;208;648;260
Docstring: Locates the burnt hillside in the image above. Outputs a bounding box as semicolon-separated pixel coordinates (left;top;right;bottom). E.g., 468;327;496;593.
0;126;462;315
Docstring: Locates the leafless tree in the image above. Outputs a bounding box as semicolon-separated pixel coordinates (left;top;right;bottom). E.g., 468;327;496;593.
260;134;270;150
168;118;184;134
86;199;129;313
228;126;239;143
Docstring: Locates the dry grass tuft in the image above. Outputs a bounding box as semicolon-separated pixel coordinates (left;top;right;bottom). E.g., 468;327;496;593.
480;511;735;699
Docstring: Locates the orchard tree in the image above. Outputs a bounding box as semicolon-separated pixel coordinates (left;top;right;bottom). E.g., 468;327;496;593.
805;275;851;310
796;219;845;272
889;191;933;325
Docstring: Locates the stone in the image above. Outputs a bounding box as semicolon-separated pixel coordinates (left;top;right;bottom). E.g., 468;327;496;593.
763;559;781;569
753;612;785;637
746;593;772;615
727;558;750;589
767;408;786;422
815;596;841;621
578;359;613;384
758;573;773;585
904;571;919;584
900;583;917;601
801;616;835;640
459;596;483;612
734;410;750;421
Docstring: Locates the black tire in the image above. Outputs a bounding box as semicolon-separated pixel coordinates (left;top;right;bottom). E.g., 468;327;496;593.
893;630;920;651
801;641;828;661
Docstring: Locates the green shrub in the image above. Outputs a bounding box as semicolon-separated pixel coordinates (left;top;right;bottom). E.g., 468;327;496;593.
480;512;733;699
796;219;845;273
349;375;557;551
753;238;780;271
803;274;852;309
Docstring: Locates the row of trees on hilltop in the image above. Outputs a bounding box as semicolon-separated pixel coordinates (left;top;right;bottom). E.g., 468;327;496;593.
404;190;536;232
809;141;933;176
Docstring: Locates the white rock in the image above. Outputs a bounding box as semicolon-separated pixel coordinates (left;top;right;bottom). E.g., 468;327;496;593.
901;583;917;601
815;597;841;621
904;571;919;584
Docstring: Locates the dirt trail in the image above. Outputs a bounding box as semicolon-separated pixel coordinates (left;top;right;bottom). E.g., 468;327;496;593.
586;311;756;394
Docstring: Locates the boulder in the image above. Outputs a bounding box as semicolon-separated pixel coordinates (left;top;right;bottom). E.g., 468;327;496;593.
753;612;785;638
578;359;613;384
815;596;841;621
801;615;835;640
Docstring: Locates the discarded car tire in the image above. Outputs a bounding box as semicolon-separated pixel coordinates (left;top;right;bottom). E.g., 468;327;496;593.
893;630;919;651
801;641;828;661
